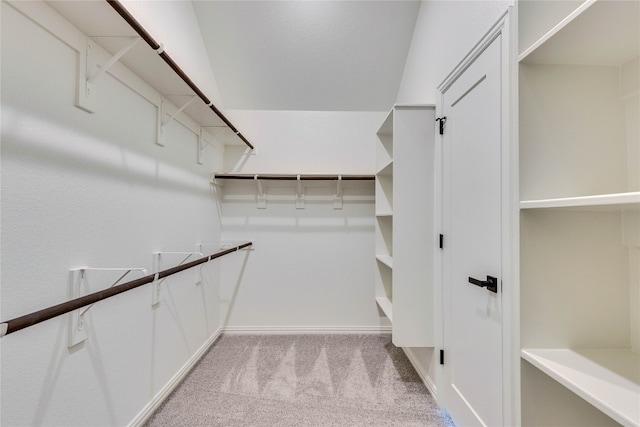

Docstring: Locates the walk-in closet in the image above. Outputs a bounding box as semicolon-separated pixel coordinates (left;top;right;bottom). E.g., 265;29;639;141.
1;0;638;426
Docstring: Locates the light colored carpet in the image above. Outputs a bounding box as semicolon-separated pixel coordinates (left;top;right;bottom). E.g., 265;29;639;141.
146;334;455;426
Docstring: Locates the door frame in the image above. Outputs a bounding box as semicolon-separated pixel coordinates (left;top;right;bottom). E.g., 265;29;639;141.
434;8;519;426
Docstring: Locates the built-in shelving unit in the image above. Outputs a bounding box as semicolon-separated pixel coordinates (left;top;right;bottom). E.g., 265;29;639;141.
374;105;436;347
518;1;639;425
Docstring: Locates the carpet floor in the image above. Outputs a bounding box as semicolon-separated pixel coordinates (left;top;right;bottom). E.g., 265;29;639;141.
145;334;455;426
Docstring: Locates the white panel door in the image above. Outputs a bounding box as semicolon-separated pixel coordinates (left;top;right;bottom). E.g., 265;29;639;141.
441;33;504;427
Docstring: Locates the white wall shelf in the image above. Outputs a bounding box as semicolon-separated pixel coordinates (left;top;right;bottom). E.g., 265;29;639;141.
519;0;639;65
520;192;640;211
376;161;393;177
375;255;393;269
522;348;640;427
374;105;436;347
36;0;251;148
375;297;393;322
518;0;639;424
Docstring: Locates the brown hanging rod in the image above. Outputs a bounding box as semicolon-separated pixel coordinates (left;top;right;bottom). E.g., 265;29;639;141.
213;174;375;181
0;242;252;337
105;0;254;150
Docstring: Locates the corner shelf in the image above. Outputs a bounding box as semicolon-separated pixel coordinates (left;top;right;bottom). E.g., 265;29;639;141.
522;348;640;427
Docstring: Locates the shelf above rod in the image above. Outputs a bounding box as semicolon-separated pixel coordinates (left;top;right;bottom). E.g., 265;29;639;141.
105;0;254;150
213;174;375;181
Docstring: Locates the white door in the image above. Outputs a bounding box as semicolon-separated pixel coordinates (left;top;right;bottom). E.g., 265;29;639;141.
441;30;506;427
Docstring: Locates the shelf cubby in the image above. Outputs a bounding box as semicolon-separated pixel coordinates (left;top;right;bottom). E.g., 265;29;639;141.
518;1;639;424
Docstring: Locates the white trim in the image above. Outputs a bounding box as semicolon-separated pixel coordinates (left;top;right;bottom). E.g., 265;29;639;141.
438;9;510;94
403;347;438;402
128;328;223;427
222;325;392;335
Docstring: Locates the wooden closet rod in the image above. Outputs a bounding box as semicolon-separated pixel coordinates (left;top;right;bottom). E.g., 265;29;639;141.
105;0;254;150
0;242;252;337
214;174;375;181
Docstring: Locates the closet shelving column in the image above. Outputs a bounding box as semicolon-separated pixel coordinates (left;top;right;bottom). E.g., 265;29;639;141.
375;111;394;321
518;1;639;426
375;105;436;347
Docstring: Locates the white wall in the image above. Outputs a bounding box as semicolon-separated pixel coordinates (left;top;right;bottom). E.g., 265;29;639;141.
395;0;511;400
0;2;233;425
218;110;387;331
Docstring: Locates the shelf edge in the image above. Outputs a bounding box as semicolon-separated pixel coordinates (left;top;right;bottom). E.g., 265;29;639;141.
518;0;598;63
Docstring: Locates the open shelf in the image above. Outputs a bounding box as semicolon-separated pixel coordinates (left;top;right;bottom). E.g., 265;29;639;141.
375;297;393;322
520;192;640;211
519;0;639;65
376;160;393;176
375;255;393;269
522;348;640;427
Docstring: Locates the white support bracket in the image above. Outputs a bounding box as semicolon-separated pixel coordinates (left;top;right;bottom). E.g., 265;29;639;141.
334;175;343;209
156;95;197;146
78;37;140;113
255;175;266;209
296;175;305;209
68;267;147;348
198;127;224;165
151;251;203;306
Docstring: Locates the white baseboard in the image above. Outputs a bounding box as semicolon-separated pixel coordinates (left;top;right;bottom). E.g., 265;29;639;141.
222;325;392;335
403;347;438;401
128;327;223;427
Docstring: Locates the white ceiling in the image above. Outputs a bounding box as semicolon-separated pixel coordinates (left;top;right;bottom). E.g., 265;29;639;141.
192;1;421;112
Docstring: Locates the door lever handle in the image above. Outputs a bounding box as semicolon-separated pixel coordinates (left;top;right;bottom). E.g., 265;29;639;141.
468;275;498;293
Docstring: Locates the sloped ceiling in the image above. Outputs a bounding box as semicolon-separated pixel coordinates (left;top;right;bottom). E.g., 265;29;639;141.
192;1;421;111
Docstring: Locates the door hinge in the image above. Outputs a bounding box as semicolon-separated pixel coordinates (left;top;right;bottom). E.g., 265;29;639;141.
436;116;447;135
439;234;444;249
440;349;444;365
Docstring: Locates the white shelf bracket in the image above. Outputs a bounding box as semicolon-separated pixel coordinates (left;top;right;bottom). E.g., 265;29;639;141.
156;97;167;146
151;251;203;306
255;175;266;209
68;267;147;348
87;37;140;85
162;95;197;127
334;175;343;209
198;128;211;165
78;38;140;113
156;95;198;147
296;175;305;209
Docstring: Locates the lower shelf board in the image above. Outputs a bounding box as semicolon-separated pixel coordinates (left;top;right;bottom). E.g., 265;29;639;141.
375;297;393;322
521;348;640;427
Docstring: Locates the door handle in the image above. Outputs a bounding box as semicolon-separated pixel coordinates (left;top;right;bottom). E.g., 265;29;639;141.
468;275;498;293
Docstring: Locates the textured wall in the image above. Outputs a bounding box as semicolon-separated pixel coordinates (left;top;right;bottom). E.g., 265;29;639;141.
1;2;226;425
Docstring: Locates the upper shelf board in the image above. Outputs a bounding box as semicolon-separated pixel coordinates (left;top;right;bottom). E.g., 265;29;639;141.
522;348;640;427
519;0;640;66
46;1;244;144
521;192;640;211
